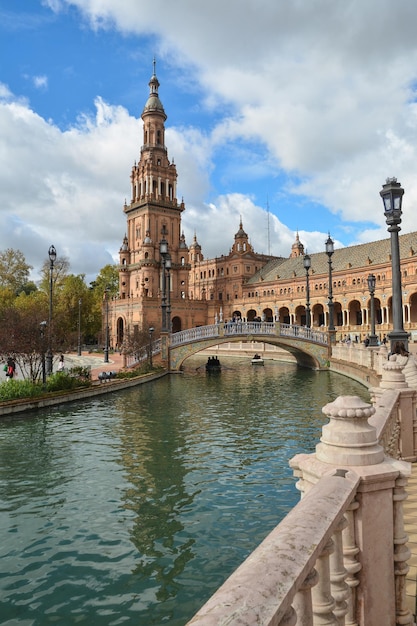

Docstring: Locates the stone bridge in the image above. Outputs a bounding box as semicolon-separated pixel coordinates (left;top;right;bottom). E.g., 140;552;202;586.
162;322;331;371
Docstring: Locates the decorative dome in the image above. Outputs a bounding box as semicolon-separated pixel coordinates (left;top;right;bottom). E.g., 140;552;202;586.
235;218;247;239
142;60;167;119
120;235;129;252
143;229;153;245
179;232;188;249
190;233;201;250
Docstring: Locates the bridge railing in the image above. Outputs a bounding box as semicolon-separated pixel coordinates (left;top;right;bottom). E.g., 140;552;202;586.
125;338;162;368
186;381;414;625
169;322;329;346
279;323;329;345
169;324;220;346
223;321;276;336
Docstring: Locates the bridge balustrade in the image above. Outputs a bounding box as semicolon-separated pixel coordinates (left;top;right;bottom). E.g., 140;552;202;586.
279;323;329;345
186;379;415;626
125;323;330;370
125;338;162;368
223;321;276;336
169;324;220;346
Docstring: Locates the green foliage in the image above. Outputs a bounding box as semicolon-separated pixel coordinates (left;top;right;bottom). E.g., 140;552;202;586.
38;254;71;295
0;248;33;295
90;264;119;297
0;370;92;401
0;379;44;401
0;247;120;353
45;371;91;392
116;363;163;379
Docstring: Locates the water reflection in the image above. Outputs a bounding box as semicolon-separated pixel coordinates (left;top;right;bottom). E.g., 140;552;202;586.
0;357;369;625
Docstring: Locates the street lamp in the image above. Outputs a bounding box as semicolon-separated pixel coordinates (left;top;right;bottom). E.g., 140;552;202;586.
325;234;335;334
104;288;109;363
46;245;56;375
303;252;311;328
367;273;379;347
165;254;172;333
149;327;154;368
160;236;169;332
77;298;82;356
380;177;409;352
40;320;47;385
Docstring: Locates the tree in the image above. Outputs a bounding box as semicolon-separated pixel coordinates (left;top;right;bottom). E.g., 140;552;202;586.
0;296;48;382
39;254;71;295
0;248;33;295
0;291;77;382
55;274;101;348
90;264;119;298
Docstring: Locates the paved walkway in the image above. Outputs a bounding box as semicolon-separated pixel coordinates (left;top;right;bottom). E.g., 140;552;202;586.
405;462;417;619
61;351;125;380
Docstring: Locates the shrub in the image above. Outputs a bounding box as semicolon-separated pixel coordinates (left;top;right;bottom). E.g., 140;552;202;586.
0;370;92;401
116;363;163;379
45;371;91;392
0;379;44;401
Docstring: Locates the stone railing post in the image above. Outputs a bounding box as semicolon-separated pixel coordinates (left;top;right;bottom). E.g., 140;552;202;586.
372;358;417;462
291;395;412;626
160;332;170;370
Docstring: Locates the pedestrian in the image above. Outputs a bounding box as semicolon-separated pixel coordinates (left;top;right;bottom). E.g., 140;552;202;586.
58;354;65;372
6;357;16;381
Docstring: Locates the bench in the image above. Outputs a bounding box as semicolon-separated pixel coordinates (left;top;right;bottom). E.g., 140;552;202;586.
98;371;117;382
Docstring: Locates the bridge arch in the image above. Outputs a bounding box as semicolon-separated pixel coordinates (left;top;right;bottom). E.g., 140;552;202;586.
170;336;327;371
167;324;330;372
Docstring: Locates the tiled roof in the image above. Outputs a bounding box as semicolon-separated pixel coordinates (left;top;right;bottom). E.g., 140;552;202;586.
248;231;417;284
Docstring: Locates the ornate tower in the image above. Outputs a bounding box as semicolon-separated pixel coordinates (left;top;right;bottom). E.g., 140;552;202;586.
118;61;189;307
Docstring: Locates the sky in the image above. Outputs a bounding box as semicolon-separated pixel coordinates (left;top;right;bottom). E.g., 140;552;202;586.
2;0;417;284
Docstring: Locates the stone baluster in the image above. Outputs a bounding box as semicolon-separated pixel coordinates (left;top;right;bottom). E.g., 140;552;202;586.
330;515;349;624
292;568;318;625
393;474;413;625
293;395;412;624
311;537;338;625
278;606;297;626
342;499;361;626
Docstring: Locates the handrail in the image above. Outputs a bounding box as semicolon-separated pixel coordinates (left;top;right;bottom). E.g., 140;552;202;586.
186;473;359;625
185;385;415;626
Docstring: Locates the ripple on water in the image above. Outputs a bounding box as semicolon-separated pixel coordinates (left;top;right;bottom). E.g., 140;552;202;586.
0;359;369;625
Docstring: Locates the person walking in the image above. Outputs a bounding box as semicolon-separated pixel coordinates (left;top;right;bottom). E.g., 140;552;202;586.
6;357;16;381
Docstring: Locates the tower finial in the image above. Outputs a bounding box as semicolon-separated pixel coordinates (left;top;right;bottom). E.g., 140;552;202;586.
153;56;156;76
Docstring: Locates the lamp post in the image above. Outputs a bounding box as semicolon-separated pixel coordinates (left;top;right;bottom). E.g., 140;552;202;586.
165;254;172;333
367;273;379;347
104;288;109;363
303;252;311;328
40;320;47;386
160;236;169;332
149;327;154;368
325;234;335;335
77;298;82;356
380;177;409;352
46;245;56;375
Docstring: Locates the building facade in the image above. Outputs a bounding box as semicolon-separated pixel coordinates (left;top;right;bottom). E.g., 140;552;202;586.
108;67;417;349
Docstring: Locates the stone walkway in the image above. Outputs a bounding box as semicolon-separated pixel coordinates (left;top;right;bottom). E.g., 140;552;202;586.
60;351;125;380
405;462;417;619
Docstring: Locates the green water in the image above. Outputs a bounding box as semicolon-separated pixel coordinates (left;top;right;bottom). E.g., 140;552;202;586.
0;357;368;625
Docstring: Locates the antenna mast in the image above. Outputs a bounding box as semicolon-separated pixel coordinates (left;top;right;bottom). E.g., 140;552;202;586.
266;197;271;256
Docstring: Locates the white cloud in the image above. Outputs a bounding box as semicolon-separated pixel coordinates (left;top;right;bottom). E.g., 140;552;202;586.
33;75;48;89
5;0;417;282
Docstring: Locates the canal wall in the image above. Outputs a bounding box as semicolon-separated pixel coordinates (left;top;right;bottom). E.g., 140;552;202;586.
0;371;168;418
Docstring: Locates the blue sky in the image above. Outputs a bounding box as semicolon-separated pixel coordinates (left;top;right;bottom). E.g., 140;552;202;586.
2;0;417;283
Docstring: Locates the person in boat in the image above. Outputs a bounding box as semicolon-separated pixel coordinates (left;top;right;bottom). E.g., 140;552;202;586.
253;354;261;360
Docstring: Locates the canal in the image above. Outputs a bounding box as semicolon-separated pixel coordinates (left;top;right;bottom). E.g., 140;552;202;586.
0;356;369;625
